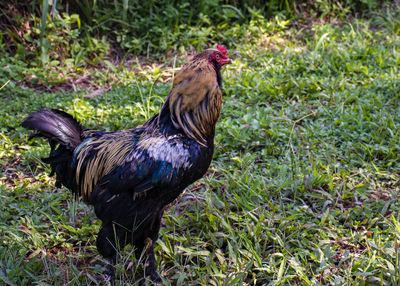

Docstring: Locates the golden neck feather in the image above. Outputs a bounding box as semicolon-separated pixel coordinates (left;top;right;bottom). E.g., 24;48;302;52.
159;56;223;146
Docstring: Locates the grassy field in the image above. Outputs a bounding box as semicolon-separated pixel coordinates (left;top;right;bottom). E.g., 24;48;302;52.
1;10;400;286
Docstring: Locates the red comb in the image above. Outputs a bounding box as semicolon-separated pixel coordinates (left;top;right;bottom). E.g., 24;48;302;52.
217;45;228;56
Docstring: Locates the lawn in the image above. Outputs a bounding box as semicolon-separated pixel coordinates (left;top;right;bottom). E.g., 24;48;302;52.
1;8;400;286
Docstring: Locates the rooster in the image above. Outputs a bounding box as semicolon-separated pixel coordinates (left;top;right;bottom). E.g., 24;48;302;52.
21;45;231;283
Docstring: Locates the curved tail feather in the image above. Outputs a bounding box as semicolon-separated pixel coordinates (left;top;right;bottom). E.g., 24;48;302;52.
21;108;83;150
22;109;84;190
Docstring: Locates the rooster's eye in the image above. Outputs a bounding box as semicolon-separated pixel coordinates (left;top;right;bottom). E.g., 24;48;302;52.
215;54;220;60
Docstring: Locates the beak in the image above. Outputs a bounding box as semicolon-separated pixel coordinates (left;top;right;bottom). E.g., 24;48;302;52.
221;58;232;65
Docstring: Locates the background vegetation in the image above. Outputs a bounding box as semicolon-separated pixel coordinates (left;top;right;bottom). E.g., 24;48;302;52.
1;0;400;285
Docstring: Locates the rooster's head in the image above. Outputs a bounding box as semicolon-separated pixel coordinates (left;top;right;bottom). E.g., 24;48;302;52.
208;45;231;71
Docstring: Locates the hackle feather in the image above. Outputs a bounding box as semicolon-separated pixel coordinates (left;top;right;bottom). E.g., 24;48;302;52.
159;48;224;146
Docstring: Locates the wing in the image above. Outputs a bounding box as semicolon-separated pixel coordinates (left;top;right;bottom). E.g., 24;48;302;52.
73;129;142;201
94;134;199;200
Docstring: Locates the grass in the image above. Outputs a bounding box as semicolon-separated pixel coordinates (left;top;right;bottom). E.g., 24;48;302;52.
1;7;400;286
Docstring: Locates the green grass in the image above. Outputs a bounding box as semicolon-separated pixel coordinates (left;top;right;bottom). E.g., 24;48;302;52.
1;9;400;286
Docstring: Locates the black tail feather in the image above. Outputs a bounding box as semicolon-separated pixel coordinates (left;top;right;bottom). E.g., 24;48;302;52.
21;108;83;150
22;109;83;190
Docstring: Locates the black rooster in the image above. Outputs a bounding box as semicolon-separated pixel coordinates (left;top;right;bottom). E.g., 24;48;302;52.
21;45;231;283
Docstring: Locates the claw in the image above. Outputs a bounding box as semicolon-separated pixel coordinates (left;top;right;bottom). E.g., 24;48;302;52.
104;258;115;286
148;272;162;283
143;238;162;283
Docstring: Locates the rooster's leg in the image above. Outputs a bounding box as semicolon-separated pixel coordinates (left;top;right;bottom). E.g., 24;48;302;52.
144;237;161;282
97;223;126;284
104;257;116;285
134;237;161;283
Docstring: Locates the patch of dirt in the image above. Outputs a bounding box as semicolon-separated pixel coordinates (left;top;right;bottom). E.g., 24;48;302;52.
335;198;364;211
1;156;40;188
367;189;392;201
310;238;366;283
23;243;105;285
332;238;367;266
